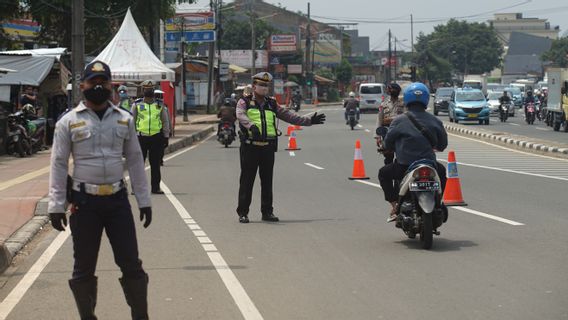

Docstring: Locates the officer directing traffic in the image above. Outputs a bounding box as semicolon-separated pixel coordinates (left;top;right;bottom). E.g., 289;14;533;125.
48;61;152;319
131;80;170;194
236;72;326;223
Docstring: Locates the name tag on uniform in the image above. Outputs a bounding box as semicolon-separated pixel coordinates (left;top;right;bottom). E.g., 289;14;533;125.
139;105;145;111
117;120;128;126
70;121;86;129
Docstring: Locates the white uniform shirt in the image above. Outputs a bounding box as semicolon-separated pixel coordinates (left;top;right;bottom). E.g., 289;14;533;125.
48;101;151;213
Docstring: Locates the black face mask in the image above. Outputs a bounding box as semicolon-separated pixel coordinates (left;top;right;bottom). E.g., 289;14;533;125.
83;85;111;105
143;89;154;98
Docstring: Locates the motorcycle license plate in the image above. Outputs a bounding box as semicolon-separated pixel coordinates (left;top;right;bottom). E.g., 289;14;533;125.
410;181;440;191
467;114;478;118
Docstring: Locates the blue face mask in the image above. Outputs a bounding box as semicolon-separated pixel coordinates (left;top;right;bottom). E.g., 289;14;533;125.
119;92;129;99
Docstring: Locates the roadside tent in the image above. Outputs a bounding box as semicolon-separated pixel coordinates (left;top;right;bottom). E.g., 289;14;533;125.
94;8;174;82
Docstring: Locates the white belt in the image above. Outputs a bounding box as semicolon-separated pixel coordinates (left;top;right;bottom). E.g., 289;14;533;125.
72;180;125;196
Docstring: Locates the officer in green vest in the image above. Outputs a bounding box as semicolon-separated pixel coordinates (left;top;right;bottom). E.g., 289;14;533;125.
131;80;170;194
236;72;326;223
118;85;131;113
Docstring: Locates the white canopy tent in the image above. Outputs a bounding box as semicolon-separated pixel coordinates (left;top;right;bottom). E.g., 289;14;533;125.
94;8;174;82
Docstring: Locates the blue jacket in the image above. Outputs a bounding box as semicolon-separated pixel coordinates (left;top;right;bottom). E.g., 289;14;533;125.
384;105;448;165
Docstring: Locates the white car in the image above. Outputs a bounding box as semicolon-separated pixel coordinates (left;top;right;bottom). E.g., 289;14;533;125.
357;83;386;112
486;91;515;116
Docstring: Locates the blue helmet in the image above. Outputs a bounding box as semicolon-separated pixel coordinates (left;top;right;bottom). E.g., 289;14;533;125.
403;82;430;108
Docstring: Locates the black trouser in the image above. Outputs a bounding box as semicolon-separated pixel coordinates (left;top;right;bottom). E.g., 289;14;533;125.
378;161;447;202
69;189;145;281
138;134;163;191
237;143;275;217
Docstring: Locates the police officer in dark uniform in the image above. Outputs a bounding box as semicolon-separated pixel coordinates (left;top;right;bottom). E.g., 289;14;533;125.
236;72;326;223
131;80;170;194
48;61;152;319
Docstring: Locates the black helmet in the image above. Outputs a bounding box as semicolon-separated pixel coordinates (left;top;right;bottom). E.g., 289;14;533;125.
526;90;533;96
387;83;402;96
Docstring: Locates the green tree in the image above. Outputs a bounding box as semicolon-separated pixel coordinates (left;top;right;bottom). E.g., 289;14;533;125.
335;58;352;86
220;17;280;50
542;37;568;67
315;68;334;80
414;19;502;81
0;1;22;49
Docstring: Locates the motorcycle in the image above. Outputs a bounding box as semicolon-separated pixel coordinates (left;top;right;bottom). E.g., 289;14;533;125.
526;103;536;125
217;121;235;148
347;109;358;130
376;127;447;250
499;103;510;122
6;114;32;157
17;111;46;153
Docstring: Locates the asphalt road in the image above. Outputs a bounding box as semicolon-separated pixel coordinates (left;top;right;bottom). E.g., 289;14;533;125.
1;107;567;320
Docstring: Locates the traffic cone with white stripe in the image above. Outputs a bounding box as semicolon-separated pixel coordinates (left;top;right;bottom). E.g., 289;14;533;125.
443;151;467;206
348;140;369;180
285;125;295;136
285;130;301;151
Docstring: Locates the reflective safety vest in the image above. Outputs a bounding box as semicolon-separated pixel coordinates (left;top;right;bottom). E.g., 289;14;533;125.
120;99;131;112
243;96;277;140
135;102;163;136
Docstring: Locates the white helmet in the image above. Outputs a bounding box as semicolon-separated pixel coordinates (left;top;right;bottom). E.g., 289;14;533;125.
349;91;355;98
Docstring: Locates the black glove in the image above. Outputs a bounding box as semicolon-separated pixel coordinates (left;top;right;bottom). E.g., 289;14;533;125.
140;207;152;228
311;112;326;125
163;137;169;148
249;125;261;139
50;212;67;232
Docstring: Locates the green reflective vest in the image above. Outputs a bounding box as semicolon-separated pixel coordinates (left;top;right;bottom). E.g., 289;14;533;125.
245;97;277;140
120;99;131;112
136;102;163;136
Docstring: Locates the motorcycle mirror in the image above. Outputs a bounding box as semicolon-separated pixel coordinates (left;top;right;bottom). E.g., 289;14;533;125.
376;126;388;137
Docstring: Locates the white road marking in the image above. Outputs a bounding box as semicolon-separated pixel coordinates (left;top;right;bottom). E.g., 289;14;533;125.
161;182;263;320
289;151;296;157
357;124;363;128
0;133;217;320
0;229;70;320
451;207;524;226
508;123;520;126
304;163;324;170
365;129;371;133
353;179;523;226
535;127;550;131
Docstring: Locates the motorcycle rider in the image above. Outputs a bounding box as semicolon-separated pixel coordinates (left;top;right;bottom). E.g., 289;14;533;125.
498;90;511;118
523;89;538;120
291;90;302;110
343;91;360;124
378;82;448;222
217;99;237;139
376;83;405;165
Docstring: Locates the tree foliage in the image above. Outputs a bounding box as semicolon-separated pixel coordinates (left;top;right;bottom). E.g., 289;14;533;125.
21;0;195;55
414;19;503;82
542;37;568;67
220;16;280;50
335;58;352;85
0;1;23;49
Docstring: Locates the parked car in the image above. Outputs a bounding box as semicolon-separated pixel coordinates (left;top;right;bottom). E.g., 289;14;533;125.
433;87;454;115
448;88;491;125
357;83;386;112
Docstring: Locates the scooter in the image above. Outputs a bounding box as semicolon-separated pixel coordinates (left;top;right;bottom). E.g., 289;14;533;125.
6;114;32;157
217;121;235;148
347;109;358;130
376;127;447;250
18;111;46;153
526;103;536;125
499;103;509;122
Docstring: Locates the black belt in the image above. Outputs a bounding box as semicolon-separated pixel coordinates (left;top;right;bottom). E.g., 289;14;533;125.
243;139;276;146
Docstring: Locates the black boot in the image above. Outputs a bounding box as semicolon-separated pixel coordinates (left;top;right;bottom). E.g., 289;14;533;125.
119;274;149;320
69;277;98;320
262;213;279;222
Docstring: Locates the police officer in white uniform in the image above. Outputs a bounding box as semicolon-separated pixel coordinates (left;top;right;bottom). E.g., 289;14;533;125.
48;61;152;320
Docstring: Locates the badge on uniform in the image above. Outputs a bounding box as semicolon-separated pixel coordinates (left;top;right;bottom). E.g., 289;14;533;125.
139;105;145;111
117;120;128;126
70;121;86;129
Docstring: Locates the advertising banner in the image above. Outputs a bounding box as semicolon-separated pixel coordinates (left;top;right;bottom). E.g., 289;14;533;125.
270;34;297;52
166;12;215;31
221;50;268;69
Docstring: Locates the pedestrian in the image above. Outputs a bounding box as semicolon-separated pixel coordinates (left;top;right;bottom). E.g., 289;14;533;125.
236;72;326;223
118;85;132;113
19;85;38;111
131;80;170;194
376;83;404;165
48;60;152;319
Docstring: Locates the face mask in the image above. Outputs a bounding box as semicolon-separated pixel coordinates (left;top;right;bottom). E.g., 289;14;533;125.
119;92;129;99
255;86;269;96
83;85;111;105
143;89;154;98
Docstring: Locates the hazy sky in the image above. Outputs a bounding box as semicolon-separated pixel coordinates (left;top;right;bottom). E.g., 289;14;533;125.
183;0;568;51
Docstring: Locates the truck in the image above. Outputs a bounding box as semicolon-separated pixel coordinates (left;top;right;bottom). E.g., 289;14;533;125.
545;67;568;132
463;74;488;95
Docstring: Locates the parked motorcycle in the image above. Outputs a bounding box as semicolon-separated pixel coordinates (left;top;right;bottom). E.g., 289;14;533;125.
499;103;510;122
217;121;235;148
6;114;32;157
347;109;358;130
17;111;46;153
376;127;447;249
526;103;536;125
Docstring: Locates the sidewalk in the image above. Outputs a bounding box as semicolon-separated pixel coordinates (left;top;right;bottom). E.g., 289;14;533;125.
0;115;215;273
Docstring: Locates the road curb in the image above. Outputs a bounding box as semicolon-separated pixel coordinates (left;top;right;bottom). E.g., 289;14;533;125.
0;125;215;274
444;123;568;158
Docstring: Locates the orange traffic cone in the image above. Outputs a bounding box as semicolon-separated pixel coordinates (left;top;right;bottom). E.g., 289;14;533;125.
443;151;467;206
348;140;369;180
285;125;295;136
294;125;303;131
285;130;301;151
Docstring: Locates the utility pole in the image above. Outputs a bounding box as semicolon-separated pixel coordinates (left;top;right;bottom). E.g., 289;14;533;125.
305;2;311;100
217;0;223;93
71;0;84;106
387;29;392;84
181;17;188;122
410;14;414;55
206;0;216;114
250;1;256;75
394;37;397;82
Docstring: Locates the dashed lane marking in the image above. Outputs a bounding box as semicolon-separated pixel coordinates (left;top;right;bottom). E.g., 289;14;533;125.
304;163;324;170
